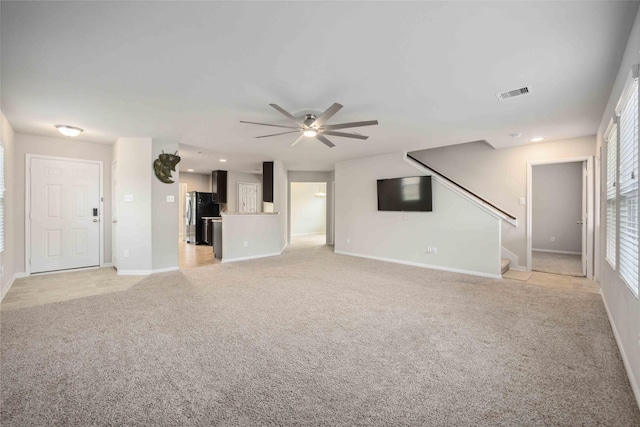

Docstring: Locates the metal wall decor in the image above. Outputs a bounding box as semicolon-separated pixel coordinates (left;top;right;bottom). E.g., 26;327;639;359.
153;151;181;183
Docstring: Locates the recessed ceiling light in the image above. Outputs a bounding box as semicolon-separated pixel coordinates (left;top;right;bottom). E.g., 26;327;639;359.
530;137;544;142
509;133;522;138
303;130;317;137
55;124;83;137
187;169;194;172
219;159;227;162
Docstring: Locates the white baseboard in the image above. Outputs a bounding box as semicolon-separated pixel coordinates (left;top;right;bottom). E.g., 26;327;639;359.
152;266;180;274
600;291;640;410
222;251;281;263
116;270;151;276
1;274;19;301
291;232;326;236
532;248;581;255
102;262;114;268
334;250;501;279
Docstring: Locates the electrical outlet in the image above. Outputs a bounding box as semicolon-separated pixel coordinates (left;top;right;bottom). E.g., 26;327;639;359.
166;195;175;203
432;247;438;254
550;236;556;242
519;197;525;205
124;250;129;257
243;241;248;247
347;238;350;244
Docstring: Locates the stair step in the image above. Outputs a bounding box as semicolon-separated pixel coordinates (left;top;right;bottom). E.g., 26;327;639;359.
501;258;510;275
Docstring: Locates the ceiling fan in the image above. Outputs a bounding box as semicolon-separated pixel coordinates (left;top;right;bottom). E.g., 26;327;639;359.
240;103;378;148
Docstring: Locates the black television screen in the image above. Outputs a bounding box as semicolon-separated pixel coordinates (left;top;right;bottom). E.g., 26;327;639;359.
377;176;432;211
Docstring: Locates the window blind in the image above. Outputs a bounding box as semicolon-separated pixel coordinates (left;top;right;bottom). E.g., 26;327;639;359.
606;124;617;268
617;78;638;296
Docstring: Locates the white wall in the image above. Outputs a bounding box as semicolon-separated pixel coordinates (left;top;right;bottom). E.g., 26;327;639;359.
13;133;113;274
596;5;640;406
226;171;262;213
291;182;326;236
410;136;596;267
113;137;152;273
532;162;583;253
151;140;179;271
335;152;501;277
1;113;16;298
221;214;281;261
179;172;210;192
288;170;334;244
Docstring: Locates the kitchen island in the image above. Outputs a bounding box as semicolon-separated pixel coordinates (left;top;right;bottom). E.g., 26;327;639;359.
217;213;282;262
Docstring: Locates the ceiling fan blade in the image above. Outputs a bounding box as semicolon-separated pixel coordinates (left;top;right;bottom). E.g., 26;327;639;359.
240;120;300;130
322;130;369;140
315;134;335;148
256;130;300;139
322;120;379;130
269;104;302;125
311;103;343;128
290;134;306;147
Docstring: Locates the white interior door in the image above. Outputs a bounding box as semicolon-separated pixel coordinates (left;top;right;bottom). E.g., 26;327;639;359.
112;160;118;269
179;183;187;240
30;157;101;273
238;182;258;213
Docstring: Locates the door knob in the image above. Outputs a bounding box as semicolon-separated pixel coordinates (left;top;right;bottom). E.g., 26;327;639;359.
112;220;118;223
576;220;583;224
93;219;99;222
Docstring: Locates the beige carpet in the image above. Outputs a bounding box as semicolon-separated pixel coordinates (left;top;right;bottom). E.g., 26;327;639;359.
1;240;638;425
532;250;583;276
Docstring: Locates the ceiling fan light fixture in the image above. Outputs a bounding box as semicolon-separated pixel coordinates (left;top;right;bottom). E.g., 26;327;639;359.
55;124;83;137
303;130;317;137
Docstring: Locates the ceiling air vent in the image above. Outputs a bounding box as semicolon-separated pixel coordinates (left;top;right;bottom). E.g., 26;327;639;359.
495;86;531;101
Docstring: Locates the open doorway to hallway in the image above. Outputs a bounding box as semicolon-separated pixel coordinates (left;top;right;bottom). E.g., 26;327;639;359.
290;182;327;246
530;160;589;277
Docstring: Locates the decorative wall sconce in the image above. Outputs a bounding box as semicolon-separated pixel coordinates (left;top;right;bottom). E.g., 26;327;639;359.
153;151;181;183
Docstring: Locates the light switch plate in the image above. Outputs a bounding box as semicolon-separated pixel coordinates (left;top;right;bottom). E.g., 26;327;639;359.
518;197;525;205
124;194;134;202
167;195;175;203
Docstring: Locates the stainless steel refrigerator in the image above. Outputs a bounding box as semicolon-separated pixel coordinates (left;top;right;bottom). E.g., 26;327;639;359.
185;192;219;244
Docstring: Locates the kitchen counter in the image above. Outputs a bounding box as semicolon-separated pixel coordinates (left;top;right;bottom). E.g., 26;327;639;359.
221;212;279;216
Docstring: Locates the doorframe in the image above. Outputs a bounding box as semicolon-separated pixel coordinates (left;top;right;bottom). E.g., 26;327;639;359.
237;181;259;213
25;154;105;276
526;155;594;279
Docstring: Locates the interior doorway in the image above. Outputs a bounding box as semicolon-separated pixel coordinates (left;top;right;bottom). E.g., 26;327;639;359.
527;157;593;278
290;182;327;245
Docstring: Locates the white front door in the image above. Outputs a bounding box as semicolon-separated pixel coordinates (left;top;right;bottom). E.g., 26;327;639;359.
581;161;587;276
30;157;101;273
238;182;258;213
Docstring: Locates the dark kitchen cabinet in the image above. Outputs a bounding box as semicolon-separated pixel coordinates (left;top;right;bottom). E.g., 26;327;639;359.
211;170;228;203
263;161;274;203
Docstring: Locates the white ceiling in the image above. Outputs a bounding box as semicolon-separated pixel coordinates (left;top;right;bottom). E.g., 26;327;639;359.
1;1;638;174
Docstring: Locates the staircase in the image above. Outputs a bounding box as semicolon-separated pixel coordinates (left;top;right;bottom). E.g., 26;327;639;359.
501;258;510;275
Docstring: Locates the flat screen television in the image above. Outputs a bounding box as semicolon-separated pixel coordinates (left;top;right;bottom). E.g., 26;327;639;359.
377;176;432;212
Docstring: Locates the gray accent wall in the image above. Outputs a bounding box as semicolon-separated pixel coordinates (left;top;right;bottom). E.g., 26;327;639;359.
532;162;583;253
410;136;596;266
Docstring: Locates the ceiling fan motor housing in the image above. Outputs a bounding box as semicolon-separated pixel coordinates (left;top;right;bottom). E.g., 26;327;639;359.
303;114;317;127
